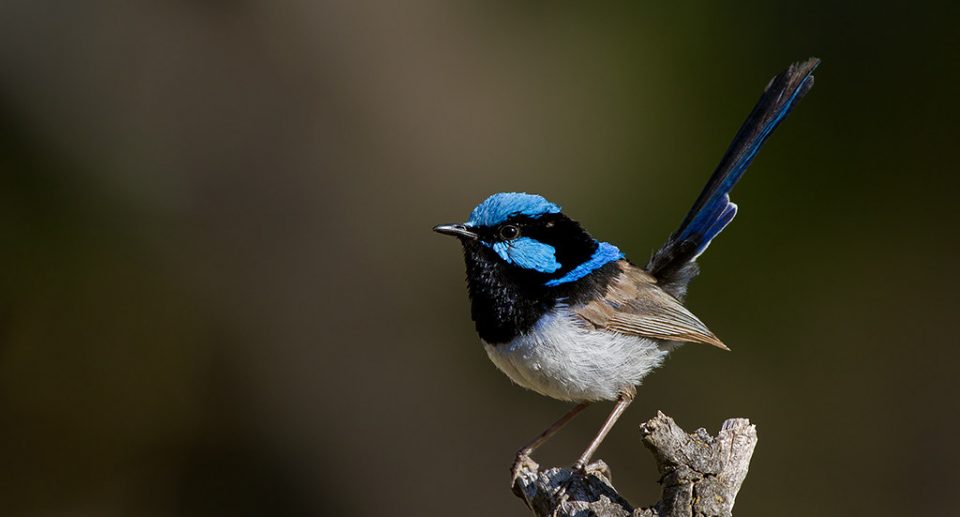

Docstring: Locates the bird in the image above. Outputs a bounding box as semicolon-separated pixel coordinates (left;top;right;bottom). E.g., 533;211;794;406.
434;58;819;472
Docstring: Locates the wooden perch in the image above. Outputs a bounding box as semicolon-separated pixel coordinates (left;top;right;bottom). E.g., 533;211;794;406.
511;412;757;517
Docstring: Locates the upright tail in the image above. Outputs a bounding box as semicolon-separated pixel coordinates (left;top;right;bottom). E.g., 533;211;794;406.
647;57;820;299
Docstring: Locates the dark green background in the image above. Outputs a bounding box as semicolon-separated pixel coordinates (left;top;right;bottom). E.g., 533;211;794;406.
1;2;957;516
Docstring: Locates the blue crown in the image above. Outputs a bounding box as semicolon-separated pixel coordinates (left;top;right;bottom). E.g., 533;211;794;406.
468;192;561;227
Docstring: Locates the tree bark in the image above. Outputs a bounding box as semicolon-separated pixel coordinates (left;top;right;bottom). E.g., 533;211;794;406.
511;412;757;517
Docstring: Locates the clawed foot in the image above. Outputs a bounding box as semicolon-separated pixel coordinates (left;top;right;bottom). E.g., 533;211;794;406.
550;459;612;514
582;459;611;482
511;451;613;516
568;458;610;481
511;450;538;485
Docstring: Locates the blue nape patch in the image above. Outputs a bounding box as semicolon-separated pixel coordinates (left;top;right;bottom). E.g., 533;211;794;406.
545;242;623;286
468;192;560;227
492;238;561;274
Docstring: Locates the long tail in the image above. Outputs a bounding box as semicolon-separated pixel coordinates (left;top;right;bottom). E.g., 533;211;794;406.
647;57;820;299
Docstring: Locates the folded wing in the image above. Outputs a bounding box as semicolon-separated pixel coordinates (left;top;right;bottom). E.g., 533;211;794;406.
576;261;728;349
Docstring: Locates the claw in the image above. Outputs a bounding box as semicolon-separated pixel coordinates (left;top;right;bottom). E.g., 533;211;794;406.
511;452;538;486
584;460;612;483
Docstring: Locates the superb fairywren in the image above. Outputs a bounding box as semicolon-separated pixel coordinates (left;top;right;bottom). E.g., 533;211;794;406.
435;58;819;470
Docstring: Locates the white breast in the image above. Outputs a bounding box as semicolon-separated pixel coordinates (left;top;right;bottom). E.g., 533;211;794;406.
483;307;676;402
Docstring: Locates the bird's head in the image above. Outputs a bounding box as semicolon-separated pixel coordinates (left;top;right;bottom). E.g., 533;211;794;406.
434;193;622;288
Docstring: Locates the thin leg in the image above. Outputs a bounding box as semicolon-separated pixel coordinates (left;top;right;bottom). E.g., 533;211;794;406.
518;402;591;457
573;392;634;469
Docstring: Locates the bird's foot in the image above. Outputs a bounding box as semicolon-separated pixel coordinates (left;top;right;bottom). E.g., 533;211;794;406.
513;455;613;516
572;451;611;480
552;459;612;510
511;451;538;486
583;459;612;482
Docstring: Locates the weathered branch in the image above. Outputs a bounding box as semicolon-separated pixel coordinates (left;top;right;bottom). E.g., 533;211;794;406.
511;412;757;517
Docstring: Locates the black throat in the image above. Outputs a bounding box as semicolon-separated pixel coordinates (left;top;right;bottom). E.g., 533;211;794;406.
460;239;621;344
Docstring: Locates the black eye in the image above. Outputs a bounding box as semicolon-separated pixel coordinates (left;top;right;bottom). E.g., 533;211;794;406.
499;224;520;240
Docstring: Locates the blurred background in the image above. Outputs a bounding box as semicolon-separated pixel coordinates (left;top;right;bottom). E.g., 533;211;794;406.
1;1;958;516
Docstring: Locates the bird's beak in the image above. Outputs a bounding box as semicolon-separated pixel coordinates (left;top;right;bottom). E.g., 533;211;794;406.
433;223;478;240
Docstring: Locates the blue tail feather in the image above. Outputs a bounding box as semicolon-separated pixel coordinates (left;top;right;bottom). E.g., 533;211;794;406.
647;58;819;296
695;198;737;258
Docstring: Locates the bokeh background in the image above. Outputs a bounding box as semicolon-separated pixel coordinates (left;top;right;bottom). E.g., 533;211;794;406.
1;1;958;516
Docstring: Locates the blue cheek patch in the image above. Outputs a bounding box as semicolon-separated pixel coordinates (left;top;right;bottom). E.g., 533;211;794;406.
492;237;562;274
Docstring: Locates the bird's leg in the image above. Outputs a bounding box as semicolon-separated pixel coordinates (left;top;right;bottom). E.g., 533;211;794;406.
513;401;591;483
573;390;635;470
517;402;590;462
516;401;591;458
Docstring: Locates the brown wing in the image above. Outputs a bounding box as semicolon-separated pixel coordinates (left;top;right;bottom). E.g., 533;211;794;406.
575;261;729;350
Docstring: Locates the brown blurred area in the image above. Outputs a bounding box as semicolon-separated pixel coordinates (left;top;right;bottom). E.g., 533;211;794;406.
1;1;958;516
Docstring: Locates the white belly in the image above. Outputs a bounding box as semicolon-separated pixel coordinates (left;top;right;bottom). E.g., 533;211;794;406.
483;307;674;402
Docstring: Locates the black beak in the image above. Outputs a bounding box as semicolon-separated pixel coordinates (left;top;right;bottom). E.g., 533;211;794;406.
433;223;478;240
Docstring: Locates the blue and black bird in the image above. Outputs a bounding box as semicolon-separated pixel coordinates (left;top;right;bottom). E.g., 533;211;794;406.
434;58;819;470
